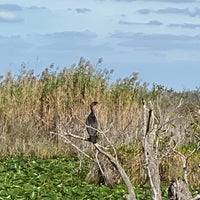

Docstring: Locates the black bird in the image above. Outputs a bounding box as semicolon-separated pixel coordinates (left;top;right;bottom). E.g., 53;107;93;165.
86;101;98;143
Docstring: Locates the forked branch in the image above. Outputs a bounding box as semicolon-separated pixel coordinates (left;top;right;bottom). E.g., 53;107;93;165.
51;129;137;200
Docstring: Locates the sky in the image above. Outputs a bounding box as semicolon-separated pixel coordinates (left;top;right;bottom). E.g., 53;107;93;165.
0;0;200;91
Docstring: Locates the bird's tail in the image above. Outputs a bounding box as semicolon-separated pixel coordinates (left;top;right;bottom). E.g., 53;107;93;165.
88;135;97;144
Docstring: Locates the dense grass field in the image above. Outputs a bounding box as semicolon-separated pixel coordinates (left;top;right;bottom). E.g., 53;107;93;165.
0;156;171;200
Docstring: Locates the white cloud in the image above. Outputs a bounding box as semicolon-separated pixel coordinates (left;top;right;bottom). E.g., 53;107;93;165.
0;11;23;22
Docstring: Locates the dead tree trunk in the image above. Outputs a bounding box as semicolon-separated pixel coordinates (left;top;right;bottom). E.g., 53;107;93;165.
143;104;162;200
168;178;193;200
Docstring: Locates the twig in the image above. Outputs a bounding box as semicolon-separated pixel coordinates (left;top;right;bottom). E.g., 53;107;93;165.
98;126;118;160
95;149;105;180
173;141;200;184
63;130;88;141
50;131;93;161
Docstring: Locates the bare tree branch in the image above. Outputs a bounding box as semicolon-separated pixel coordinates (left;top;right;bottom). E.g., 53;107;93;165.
50;131;93;161
51;127;137;200
94;143;137;200
173;140;200;185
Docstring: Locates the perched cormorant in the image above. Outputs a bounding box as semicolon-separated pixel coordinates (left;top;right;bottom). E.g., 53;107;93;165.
86;101;98;143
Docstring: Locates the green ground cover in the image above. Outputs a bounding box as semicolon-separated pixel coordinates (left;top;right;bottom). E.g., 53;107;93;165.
0;156;169;200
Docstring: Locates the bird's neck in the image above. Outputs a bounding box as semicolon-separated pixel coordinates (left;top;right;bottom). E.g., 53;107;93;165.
90;106;95;114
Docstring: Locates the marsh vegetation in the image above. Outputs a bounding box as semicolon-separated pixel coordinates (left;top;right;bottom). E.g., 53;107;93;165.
0;58;199;199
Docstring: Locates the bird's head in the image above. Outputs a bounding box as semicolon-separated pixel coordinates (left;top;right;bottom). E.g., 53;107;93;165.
89;101;99;112
90;101;98;107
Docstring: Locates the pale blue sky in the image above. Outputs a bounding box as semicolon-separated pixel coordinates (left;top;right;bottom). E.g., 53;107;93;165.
0;0;200;91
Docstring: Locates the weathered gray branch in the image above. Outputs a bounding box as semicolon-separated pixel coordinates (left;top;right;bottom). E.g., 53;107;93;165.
94;143;137;200
53;129;137;200
172;136;200;185
51;131;93;161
